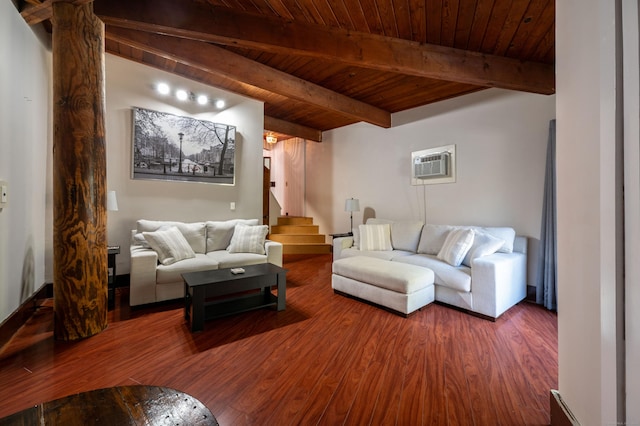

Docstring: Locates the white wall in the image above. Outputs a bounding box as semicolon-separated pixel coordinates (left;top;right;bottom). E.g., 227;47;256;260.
104;55;265;275
0;4;51;324
307;89;555;263
556;0;624;424
622;1;640;422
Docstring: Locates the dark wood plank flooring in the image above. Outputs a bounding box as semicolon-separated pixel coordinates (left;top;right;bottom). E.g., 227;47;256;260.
0;254;557;425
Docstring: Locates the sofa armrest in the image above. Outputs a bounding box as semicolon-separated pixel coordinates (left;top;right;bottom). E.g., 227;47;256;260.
470;252;527;318
513;235;527;254
129;246;158;306
332;236;354;259
265;240;283;267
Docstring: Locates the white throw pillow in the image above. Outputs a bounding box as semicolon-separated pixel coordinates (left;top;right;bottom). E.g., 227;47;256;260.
476;226;516;253
462;231;505;267
359;224;392;251
143;226;196;265
206;219;260;252
132;232;151;248
437;228;475;266
227;224;269;254
136;220;206;253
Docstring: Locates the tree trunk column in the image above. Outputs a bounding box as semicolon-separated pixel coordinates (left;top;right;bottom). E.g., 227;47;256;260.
52;0;107;340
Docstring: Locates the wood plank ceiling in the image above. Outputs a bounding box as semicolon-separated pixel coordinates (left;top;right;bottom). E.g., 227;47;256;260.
18;0;555;142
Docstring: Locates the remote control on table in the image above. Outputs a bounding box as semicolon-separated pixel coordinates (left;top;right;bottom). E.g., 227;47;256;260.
230;268;245;274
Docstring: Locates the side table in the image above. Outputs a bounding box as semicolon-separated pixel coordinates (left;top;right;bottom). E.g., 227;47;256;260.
330;232;353;239
108;245;120;309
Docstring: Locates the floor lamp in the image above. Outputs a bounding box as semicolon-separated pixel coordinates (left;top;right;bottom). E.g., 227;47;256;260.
344;198;360;235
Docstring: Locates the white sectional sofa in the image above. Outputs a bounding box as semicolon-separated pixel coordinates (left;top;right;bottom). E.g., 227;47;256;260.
332;218;527;319
129;219;283;306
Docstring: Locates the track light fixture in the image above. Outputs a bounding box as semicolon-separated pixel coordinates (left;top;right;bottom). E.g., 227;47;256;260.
154;82;225;109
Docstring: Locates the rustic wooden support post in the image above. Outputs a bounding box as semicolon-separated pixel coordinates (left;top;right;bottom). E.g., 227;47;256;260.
52;0;108;340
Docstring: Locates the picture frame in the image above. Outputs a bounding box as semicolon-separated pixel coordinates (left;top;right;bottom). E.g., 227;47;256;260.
131;107;236;185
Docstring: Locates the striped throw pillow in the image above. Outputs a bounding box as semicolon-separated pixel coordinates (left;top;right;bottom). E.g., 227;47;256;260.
437;228;475;266
143;226;196;265
227;224;269;254
359;224;392;251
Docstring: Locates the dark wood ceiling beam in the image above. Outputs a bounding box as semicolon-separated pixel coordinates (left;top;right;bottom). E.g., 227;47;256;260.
20;1;52;25
94;0;554;94
264;116;322;142
21;0;95;25
105;27;391;128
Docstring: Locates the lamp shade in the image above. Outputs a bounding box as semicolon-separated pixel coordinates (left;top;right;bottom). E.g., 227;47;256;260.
345;198;360;212
107;190;119;212
266;133;277;144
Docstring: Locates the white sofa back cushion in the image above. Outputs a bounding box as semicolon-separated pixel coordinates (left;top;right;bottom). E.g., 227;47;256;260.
206;219;259;251
390;221;424;252
418;224;455;255
364;218;424;252
136;220;206;254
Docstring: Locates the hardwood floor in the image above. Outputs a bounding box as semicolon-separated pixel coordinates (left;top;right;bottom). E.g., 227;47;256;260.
0;254;558;425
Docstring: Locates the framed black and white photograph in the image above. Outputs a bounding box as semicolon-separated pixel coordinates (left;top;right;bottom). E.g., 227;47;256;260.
132;107;236;185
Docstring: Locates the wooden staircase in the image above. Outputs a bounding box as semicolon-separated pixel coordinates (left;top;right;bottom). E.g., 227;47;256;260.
269;216;332;254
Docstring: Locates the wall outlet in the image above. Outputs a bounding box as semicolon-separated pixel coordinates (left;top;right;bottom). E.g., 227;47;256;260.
230;202;236;211
0;181;7;206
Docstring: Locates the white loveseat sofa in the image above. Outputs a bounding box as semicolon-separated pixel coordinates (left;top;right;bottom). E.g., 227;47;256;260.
129;219;283;306
332;218;527;319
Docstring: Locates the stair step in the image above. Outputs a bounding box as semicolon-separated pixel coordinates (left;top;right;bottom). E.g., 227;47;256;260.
269;234;327;244
271;224;319;234
277;216;313;226
283;243;332;255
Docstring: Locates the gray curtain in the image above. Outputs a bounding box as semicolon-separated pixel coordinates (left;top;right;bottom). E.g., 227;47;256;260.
536;119;557;310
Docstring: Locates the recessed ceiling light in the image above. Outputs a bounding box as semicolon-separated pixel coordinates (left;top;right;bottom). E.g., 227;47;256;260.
157;82;170;95
176;89;189;101
197;94;208;105
215;99;226;109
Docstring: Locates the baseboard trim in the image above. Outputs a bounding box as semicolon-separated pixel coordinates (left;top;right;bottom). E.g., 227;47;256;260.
0;282;52;349
550;389;581;426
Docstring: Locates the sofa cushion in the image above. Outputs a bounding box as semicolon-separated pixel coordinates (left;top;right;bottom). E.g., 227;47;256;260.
437;228;474;266
473;226;516;253
143;226;196;265
206;219;259;252
341;247;414;261
227;224;269;254
394;254;472;292
390;221;424;252
418;224;516;255
206;250;268;269
462;231;505;267
136;220;207;254
417;224;455;255
156;254;218;285
359;224;392;251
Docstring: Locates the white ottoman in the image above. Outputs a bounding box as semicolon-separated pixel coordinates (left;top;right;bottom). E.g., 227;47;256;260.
332;256;435;316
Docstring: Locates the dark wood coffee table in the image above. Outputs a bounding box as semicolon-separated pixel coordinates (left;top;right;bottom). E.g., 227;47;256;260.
182;263;287;332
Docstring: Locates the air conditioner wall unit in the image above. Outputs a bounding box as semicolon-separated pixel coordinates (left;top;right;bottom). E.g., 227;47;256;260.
414;152;450;179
